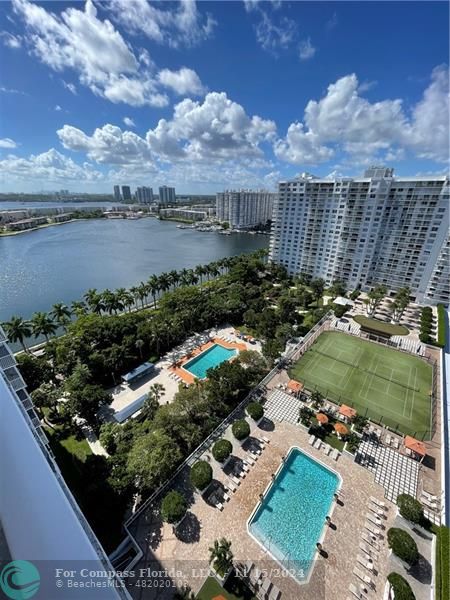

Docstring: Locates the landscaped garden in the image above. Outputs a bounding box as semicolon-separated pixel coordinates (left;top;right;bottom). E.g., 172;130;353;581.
353;314;409;336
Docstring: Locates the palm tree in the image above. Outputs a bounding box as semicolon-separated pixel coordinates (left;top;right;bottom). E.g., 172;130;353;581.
71;300;87;318
115;288;132;313
137;282;147;308
209;538;233;575
31;312;58;343
147;275;160;307
129;286;140;310
3;316;32;353
208;262;220;279
50;303;72;331
195;265;206;284
158;272;171;295
84;288;104;314
135;338;144;359
169;269;180;289
101;290;116;314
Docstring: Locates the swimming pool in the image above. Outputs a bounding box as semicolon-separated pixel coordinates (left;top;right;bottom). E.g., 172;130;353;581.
183;343;237;379
248;447;340;582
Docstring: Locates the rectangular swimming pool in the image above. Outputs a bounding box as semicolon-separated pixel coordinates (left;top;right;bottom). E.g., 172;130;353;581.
248;447;340;582
183;343;237;379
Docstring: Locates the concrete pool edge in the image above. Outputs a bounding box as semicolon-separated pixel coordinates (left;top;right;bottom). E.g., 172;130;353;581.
246;445;343;586
181;342;238;380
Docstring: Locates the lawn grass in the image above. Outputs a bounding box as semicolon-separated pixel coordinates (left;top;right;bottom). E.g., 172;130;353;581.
353;315;409;336
196;575;255;600
434;525;449;600
289;331;433;438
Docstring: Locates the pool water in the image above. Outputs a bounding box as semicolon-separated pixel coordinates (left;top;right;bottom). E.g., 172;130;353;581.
183;343;237;379
248;448;340;582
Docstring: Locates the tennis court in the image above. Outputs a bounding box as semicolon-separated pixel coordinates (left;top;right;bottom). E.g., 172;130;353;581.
289;331;433;439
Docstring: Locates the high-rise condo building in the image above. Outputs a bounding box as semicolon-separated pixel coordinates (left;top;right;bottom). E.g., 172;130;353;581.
113;185;121;201
121;186;132;202
0;326;127;598
158;186;176;204
136;186;153;204
216;190;275;229
270;168;449;305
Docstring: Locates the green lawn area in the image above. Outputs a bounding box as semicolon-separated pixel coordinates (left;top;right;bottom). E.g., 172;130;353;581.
434;525;449;600
353;315;409;336
196;575;255;600
289;331;433;439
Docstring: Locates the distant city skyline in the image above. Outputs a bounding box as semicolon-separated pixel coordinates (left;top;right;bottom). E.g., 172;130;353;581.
0;0;448;194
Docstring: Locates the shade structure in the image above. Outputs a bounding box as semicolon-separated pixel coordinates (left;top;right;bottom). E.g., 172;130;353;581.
288;379;304;393
404;435;426;457
339;404;357;420
316;413;329;425
334;422;349;436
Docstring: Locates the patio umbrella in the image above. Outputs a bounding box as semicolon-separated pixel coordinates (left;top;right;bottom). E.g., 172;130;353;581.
334;422;348;437
316;413;329;425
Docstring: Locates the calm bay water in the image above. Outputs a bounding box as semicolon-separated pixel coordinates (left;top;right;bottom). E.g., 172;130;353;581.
0;218;268;323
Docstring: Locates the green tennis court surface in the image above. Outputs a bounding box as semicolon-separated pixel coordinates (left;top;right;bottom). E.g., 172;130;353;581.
290;331;433;439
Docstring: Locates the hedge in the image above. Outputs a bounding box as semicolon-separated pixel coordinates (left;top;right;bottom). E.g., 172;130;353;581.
246;402;264;421
232;419;250;440
190;460;213;490
350;290;360;301
437;304;446;347
397;494;424;524
161;490;187;524
212;439;232;463
435;525;449;600
387;573;416;600
387;528;419;565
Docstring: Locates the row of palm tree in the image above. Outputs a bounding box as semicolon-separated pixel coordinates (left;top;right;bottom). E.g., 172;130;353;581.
2;253;260;353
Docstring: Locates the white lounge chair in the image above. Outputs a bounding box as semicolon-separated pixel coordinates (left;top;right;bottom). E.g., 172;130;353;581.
332;448;340;461
370;496;386;508
361;532;380;551
268;584;281;600
223;492;230;502
227;481;237;492
392;437;399;449
422;490;439;502
249;451;259;461
359;541;378;559
348;583;366;600
314;438;322;449
353;566;373;588
421;497;437;510
216;502;224;511
309;435;316;445
324;444;332;456
369;505;385;517
262;435;270;443
366;512;382;526
365;522;381;537
245;456;255;466
356;554;374;571
230;475;241;486
242;463;250;472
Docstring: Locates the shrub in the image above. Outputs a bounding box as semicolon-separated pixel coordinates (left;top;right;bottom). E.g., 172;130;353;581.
350;290;360;301
212;439;232;463
246;402;264;421
397;494;424;524
353;415;368;433
299;406;313;426
387;528;419;565
332;303;349;318
419;333;431;344
190;461;212;490
346;432;361;453
232;419;250;440
161;491;187;524
388;573;416;600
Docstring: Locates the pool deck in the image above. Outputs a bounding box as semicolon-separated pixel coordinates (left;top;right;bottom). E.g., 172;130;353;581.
169;337;247;384
127;420;396;600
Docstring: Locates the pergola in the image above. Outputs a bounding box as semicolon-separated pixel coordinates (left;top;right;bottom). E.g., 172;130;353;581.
404;435;426;462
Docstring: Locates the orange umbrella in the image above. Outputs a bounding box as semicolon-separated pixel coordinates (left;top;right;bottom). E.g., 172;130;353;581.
334;422;348;436
404;435;426;457
288;379;303;393
316;413;329;425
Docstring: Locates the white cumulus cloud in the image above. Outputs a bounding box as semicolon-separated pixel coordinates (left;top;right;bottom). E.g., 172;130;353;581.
157;67;206;96
0;138;18;149
123;117;135;128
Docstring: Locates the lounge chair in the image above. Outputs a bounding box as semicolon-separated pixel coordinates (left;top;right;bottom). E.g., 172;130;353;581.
262;435;270;443
309;435;316;445
365;522;381;537
392;438;399;449
353;566;373;588
421;497;437;510
244;560;254;577
259;577;272;596
268;584;281;600
314;438;322;449
366;512;382;526
242;463;250;472
369;505;385;517
223;492;231;502
348;583;366;600
216;501;224;511
332;448;340;461
245;456;255;466
226;481;237;493
359;541;377;558
370;496;386;508
324;444;332;456
356;554;374;571
423;490;439;502
230;475;241;486
361;532;380;551
385;434;391;445
249;451;259;461
249;567;262;587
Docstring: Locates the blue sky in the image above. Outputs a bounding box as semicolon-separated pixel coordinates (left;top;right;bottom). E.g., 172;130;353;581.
0;0;448;193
